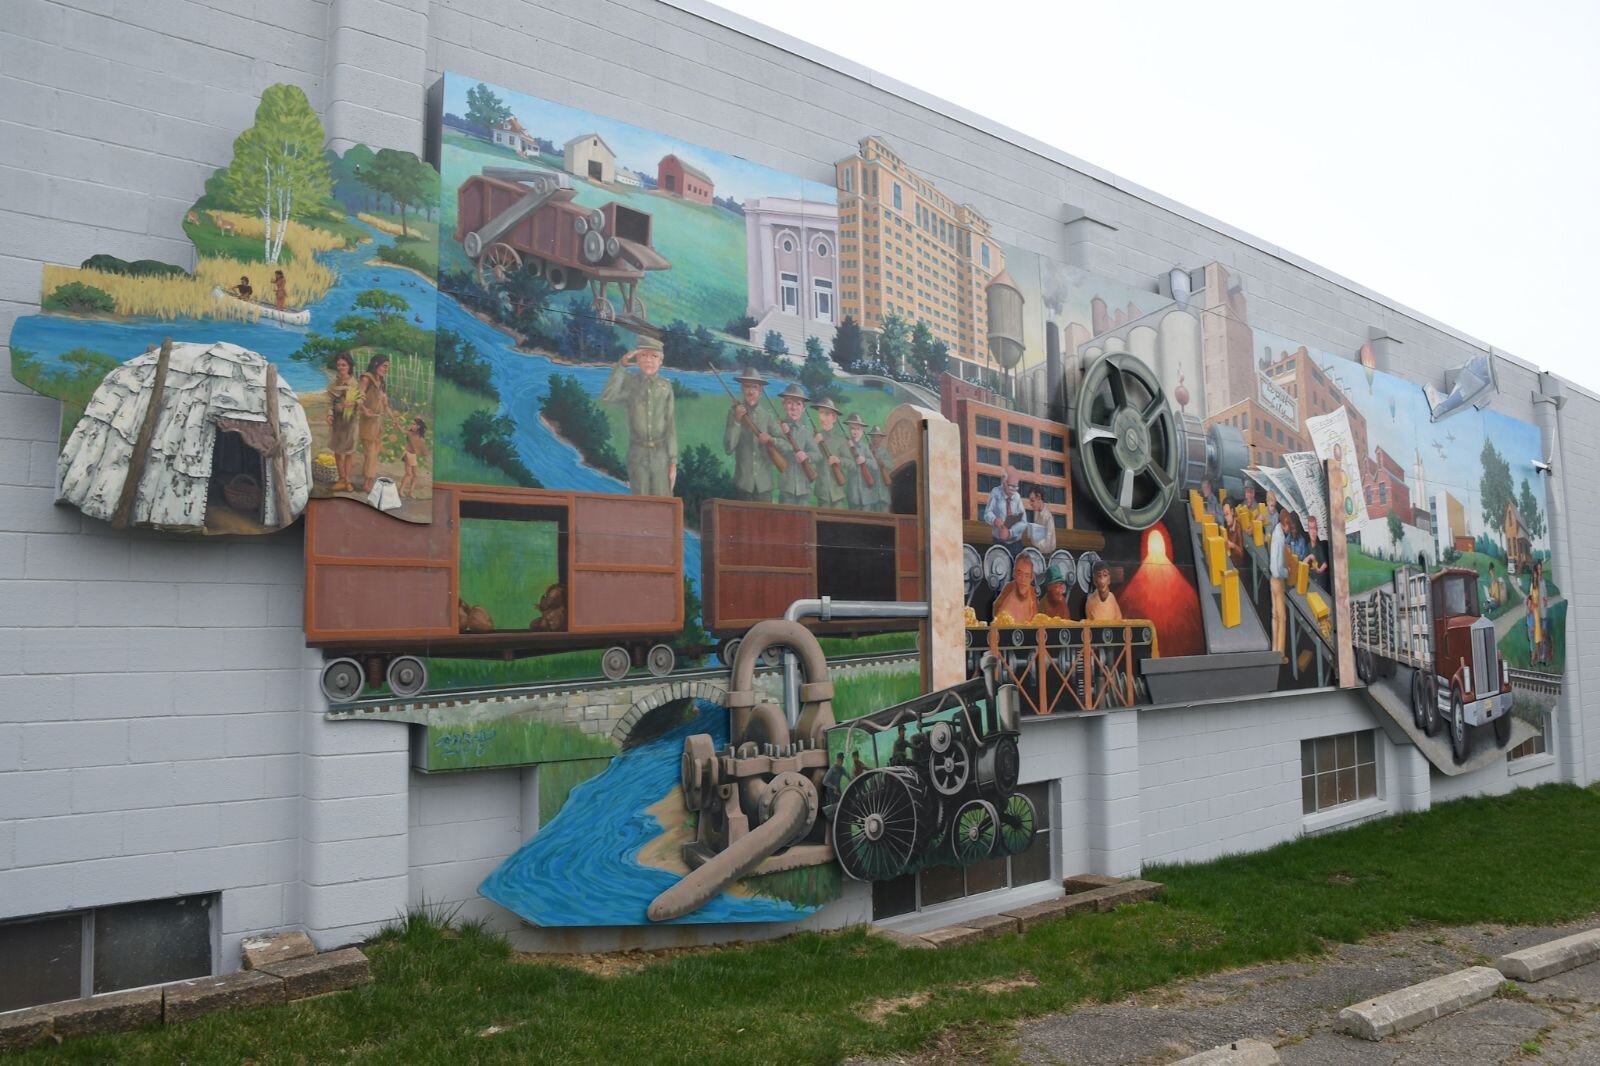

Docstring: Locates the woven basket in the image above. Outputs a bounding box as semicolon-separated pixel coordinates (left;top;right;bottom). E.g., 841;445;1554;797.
224;473;262;513
312;463;339;486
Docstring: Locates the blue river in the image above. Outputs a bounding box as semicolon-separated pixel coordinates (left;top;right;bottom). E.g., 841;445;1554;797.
479;699;815;925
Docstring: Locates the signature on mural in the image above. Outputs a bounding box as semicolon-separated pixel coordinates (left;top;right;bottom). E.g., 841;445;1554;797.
435;727;499;762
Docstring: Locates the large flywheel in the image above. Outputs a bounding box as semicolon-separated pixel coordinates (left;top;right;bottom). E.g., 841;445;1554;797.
832;767;925;882
1074;353;1182;530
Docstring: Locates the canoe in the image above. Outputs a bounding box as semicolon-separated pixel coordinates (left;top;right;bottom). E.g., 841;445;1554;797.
211;286;311;326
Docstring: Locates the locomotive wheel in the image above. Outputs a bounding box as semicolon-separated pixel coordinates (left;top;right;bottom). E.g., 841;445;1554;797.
950;798;999;866
478;242;522;288
927;720;955;754
386;656;428;699
320;658;365;704
928;740;971;797
601;646;632;682
832;769;922;882
963;543;983;603
996;792;1037;857
1075;352;1181;530
646;643;676;678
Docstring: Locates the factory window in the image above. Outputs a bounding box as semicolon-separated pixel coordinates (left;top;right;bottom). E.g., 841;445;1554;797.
1008;424;1033;446
0;894;215;1013
976;472;1002;497
1039;431;1065;453
1008;453;1034;473
975;445;1002;466
1040;458;1066;479
1301;731;1377;814
872;782;1054;920
974;415;1001;440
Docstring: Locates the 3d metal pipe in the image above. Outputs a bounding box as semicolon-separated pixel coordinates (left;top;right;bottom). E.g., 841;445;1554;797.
780;597;930;726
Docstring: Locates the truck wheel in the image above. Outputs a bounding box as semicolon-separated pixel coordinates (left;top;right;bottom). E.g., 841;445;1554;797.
1422;677;1439;737
1356;650;1372;684
1450;691;1469;765
1409;672;1427;732
1494;711;1512;748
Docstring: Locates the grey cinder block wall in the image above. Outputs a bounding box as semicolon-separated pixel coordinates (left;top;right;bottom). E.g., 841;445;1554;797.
1;0;1594;957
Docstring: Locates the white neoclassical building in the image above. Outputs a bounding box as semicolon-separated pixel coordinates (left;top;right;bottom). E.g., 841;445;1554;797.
743;197;840;359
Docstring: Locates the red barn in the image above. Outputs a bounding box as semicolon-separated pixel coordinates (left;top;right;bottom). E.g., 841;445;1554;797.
657;154;714;204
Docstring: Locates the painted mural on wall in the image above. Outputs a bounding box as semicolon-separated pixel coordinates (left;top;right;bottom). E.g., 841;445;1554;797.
9;84;439;533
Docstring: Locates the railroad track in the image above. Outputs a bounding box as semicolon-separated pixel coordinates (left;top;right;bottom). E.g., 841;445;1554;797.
328;650;921;716
1507;668;1563;697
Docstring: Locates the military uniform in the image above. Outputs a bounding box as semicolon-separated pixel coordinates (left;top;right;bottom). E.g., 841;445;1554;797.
843;413;874;511
775;383;815;506
870;430;894;512
599;346;677;497
724;373;780;502
810;398;849;510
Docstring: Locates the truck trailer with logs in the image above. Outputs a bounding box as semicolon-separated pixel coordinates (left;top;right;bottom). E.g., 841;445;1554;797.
1351;565;1513;763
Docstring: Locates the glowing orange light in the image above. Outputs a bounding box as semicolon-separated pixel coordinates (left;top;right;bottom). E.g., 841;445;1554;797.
1142;525;1170;565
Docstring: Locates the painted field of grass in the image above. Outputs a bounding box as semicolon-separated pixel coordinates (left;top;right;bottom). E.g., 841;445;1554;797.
539;757;612;827
442;136;749;329
831;665;923;722
1346;547;1401;595
423;649;604;691
458;517;561;631
433;377;516;486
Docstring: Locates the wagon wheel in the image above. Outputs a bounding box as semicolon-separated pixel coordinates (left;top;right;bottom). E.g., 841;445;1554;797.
646;643;676;677
601;646;632;682
832;769;922;882
626;294;647;319
478;243;522;289
592;293;616;322
319;658;365;704
996;792;1037;857
386;656;428;699
928;740;971;797
1074;353;1181;530
949;798;999;865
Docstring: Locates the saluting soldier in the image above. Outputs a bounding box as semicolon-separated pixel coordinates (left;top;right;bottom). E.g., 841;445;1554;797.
843;413;875;511
869;425;894;512
599;335;677;497
724;370;780;502
810;397;849;509
774;383;815;506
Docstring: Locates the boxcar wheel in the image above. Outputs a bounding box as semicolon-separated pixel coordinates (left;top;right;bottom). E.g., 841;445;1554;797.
387;656;428;699
601;646;632;682
1494;711;1512;748
646;643;676;677
719;638;742;669
320;658;365;704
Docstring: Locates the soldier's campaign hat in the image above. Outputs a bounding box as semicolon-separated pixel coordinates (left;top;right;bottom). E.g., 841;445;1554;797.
1042;564;1069;589
777;383;808;401
869;425;887;438
844;413;867;428
809;397;842;415
734;369;769;386
631;335;663;352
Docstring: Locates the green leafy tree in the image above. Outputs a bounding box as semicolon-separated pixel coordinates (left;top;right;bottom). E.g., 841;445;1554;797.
354;289;408;322
1387;510;1403;558
723;315;756;340
1479;438;1515;555
908;319;935;377
801;346;837;402
465;83;513;133
762;329;789;358
360;149;435;237
222;84;331;264
877;312;909;372
675;443;735;528
674;577;708;656
804;335;824;362
830;314;863;370
1518;478;1546;541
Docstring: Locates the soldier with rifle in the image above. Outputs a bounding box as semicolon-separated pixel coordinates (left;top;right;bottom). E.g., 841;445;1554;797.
716;368;786;502
842;413;878;511
808;397;849;509
769;383;818;506
869;425;894;512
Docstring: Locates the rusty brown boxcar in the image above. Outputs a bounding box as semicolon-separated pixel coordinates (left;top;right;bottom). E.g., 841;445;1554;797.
700;500;923;663
306;483;683;702
454;167;669;321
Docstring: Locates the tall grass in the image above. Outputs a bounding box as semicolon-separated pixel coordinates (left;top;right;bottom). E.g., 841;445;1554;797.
41;256;335;322
358;211;411;238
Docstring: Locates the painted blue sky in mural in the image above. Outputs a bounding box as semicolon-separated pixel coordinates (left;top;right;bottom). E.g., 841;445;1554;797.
442;72;836;206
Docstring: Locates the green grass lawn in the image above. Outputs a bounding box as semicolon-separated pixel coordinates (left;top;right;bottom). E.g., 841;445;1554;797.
831;665;923;723
442;134;749;328
433;377;517;487
180;214;289;263
1345;547;1400;595
28;784;1600;1065
458;517;561;630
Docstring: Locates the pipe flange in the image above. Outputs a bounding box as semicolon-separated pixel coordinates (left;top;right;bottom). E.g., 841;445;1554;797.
725;689;757;708
758;770;819;829
798;681;834;703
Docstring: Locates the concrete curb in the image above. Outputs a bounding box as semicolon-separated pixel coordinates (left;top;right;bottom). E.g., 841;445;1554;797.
1337;965;1503;1040
1170;1038;1280;1065
1498;928;1600;982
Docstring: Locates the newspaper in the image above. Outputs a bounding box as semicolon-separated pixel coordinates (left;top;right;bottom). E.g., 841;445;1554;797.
1281;451;1330;538
1304;407;1371;533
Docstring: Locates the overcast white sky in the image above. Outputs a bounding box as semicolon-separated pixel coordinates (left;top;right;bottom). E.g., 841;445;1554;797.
716;0;1600;393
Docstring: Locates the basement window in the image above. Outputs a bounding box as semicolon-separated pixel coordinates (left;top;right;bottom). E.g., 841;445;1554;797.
1300;731;1376;815
0;894;214;1012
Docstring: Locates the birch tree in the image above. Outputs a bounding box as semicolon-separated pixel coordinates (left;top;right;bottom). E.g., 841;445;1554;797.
223;84;331;264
